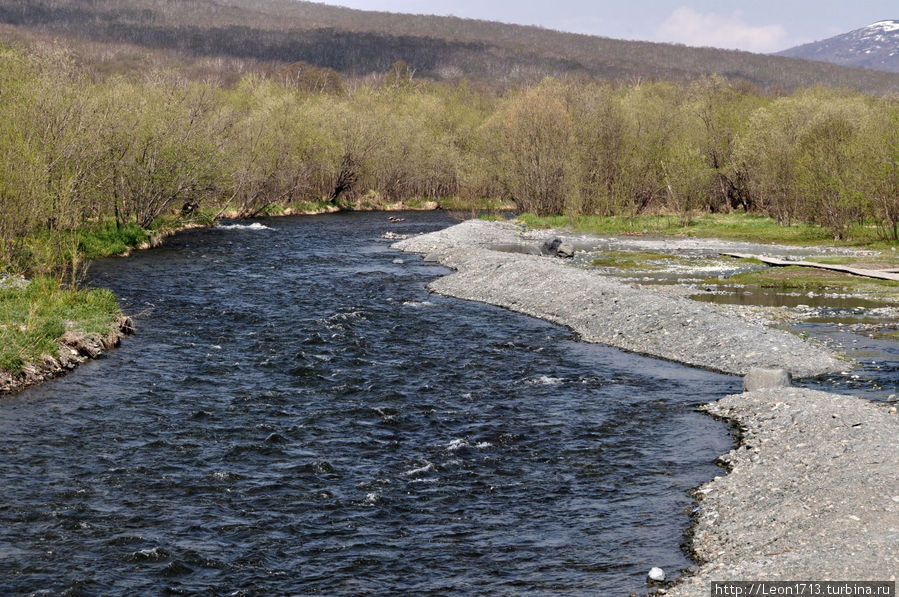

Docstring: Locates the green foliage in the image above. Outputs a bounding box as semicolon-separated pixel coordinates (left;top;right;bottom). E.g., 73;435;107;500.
518;213;884;246
77;222;150;259
2;42;899;284
221;75;338;216
490;81;575;216
0;277;121;374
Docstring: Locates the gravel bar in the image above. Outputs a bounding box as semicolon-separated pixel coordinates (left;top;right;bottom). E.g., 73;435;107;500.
669;388;899;594
392;219;846;377
395;219;898;591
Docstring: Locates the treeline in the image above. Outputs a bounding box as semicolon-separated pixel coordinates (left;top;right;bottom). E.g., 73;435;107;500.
491;79;899;242
2;45;899;275
5;0;899;93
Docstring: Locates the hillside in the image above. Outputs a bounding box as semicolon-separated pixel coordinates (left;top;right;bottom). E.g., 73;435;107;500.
778;20;899;74
3;0;899;92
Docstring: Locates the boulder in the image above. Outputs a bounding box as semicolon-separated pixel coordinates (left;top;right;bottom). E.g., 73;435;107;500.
117;316;136;335
556;242;575;258
541;237;574;258
743;368;792;392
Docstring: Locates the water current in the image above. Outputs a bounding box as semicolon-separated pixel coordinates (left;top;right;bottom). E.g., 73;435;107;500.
0;212;739;595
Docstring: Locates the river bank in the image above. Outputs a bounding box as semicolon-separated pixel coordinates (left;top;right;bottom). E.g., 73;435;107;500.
0;199;491;397
392;219;899;590
392;219;847;377
0;315;135;395
669;387;899;595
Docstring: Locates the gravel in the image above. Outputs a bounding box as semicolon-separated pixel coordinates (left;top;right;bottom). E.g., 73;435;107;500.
394;219;899;591
669;388;899;594
393;219;846;377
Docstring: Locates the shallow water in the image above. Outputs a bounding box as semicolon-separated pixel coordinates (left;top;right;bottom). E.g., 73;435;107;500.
799;323;899;401
691;287;889;310
0;212;738;595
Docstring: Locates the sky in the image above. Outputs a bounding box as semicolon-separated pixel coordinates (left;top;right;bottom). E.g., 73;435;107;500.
313;1;898;53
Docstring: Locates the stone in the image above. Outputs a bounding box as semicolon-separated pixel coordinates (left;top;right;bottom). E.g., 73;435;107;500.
556;242;575;258
743;368;792;392
541;237;563;255
118;316;136;334
648;567;666;582
80;340;101;359
541;237;574;258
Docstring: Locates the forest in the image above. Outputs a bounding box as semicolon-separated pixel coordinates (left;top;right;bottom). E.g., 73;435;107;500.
4;0;899;93
4;2;899;377
3;41;899;285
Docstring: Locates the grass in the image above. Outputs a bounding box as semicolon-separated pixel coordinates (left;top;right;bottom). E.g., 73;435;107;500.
590;251;674;270
516;212;899;247
78;222;150;259
589;250;763;272
806;254;899;268
705;266;899;302
0;277;121;374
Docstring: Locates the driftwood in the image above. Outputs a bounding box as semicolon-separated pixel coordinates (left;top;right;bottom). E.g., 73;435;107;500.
721;253;899;282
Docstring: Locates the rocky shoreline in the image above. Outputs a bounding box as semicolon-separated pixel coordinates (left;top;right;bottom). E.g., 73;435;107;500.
0;315;135;395
393;219;846;377
393;219;899;591
669;387;899;595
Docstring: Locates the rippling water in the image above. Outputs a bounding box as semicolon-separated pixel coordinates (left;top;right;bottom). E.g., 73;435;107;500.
0;212;738;595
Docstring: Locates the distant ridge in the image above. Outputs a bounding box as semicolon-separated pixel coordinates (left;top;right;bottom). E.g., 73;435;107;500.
2;0;899;92
778;20;899;73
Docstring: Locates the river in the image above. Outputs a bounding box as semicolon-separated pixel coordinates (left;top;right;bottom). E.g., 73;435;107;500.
0;211;739;595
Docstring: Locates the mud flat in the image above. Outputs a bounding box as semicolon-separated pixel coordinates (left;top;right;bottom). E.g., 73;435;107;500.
394;219;899;590
392;219;846;377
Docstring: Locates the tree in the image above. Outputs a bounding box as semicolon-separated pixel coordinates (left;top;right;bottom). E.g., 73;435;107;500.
491;80;574;216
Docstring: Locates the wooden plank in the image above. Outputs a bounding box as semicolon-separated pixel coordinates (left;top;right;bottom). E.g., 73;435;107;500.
721;252;899;282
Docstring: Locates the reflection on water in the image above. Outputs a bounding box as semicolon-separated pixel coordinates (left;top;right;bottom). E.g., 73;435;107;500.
691;287;889;310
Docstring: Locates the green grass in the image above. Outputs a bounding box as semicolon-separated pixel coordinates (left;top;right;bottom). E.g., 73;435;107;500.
78;222;150;259
590;251;674;270
589;250;763;271
808;254;899;268
6;221;154;276
0;277;121;374
516;212;899;247
705;266;899;302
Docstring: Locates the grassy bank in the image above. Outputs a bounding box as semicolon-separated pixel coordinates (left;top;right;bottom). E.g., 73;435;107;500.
704;266;899;301
517;212;899;248
0;277;121;375
0;195;496;381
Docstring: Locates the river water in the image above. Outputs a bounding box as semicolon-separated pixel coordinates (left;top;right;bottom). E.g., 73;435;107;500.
0;212;738;595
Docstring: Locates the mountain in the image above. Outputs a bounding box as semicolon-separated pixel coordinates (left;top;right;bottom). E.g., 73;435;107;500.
778;20;899;73
3;0;899;93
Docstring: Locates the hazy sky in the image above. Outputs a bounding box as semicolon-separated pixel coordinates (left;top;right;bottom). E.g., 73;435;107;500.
314;1;897;53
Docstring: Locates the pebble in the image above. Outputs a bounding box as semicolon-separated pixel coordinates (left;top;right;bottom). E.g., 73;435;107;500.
393;220;846;378
391;221;894;595
667;388;899;596
648;567;666;582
